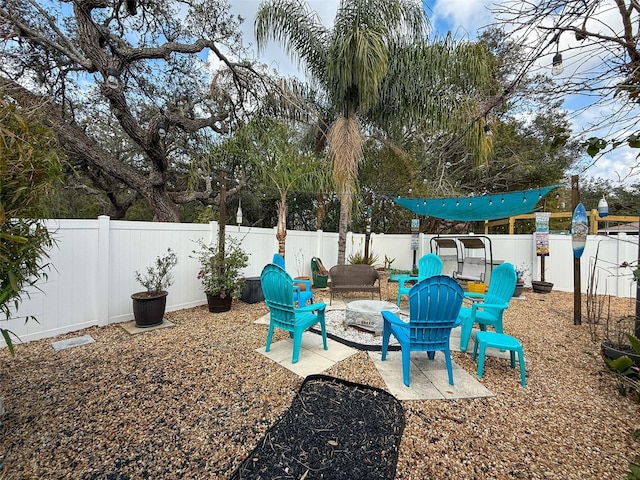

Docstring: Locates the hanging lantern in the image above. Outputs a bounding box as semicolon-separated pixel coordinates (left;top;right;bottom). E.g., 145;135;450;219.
236;199;243;230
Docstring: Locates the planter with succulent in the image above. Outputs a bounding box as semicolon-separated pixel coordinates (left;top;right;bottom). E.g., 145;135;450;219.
131;248;178;327
193;236;248;313
388;268;411;282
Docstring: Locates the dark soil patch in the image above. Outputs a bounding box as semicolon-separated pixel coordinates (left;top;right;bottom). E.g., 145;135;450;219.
230;375;405;480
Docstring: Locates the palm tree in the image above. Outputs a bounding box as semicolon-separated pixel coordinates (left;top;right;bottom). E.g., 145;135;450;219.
234;117;331;257
256;0;493;264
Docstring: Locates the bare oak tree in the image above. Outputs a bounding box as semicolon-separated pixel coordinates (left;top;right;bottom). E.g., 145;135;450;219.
0;0;264;221
492;0;640;178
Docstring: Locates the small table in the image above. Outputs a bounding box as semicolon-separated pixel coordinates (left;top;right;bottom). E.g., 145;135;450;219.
345;300;400;335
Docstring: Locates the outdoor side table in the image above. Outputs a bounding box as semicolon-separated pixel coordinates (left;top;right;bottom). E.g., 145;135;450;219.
241;276;264;304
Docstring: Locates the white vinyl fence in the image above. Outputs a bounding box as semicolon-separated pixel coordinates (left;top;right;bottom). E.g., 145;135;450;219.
1;215;638;347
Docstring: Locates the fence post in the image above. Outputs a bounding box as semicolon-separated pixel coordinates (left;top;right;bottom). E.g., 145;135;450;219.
316;230;324;262
97;215;110;326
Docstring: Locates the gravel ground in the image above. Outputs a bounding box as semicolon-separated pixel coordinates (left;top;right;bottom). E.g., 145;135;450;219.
1;285;639;479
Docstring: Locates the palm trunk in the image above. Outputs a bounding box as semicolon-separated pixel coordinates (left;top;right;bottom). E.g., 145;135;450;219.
276;196;287;257
337;189;351;265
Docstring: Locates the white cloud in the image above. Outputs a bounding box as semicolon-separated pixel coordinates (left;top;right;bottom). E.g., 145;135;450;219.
426;0;494;38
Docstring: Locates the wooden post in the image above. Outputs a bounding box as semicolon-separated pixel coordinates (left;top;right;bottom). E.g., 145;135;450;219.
572;175;581;325
364;195;372;262
218;171;227;271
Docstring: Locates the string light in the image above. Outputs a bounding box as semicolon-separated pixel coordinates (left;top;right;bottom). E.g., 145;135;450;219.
489;198;493;206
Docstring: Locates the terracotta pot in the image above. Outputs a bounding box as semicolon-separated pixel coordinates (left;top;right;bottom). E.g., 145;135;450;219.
294;276;311;291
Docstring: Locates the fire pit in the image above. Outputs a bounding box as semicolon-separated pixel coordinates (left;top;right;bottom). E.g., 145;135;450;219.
345;300;400;335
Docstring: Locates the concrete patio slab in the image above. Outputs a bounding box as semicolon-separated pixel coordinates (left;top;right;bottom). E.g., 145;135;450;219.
256;334;357;378
254;310;512;400
119;319;175;335
51;335;95;351
368;350;494;400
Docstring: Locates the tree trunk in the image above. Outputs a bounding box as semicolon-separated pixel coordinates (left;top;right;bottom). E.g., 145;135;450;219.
1;76;184;222
337;189;351;265
276;196;288;258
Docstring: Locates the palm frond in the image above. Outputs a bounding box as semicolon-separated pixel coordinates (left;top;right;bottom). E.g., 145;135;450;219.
255;0;329;80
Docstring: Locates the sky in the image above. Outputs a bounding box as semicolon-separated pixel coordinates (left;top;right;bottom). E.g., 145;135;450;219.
227;0;638;187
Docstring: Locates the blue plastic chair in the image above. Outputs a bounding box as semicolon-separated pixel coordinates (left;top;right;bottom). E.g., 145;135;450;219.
396;253;443;306
382;275;464;386
271;253;313;306
458;262;517;352
260;264;327;363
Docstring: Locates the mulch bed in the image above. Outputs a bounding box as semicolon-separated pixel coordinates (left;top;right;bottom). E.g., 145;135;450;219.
230;374;405;480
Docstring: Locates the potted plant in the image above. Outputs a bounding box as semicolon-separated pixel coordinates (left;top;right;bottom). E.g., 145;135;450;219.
293;248;311;291
193;236;248;313
600;315;640;368
513;263;529;297
131;248;178;327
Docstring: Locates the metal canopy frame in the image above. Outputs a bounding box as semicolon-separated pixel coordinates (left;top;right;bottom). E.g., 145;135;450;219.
430;235;494;279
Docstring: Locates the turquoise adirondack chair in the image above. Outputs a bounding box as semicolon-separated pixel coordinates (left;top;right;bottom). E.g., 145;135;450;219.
458;262;518;351
396;253;443;306
382;275;464;386
260;264;327;363
272;253;313;306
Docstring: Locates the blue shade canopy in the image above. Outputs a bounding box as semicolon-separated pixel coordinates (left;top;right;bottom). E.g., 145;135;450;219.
393;185;561;221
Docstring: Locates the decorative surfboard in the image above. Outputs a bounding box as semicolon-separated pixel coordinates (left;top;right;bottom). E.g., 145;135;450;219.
571;202;588;258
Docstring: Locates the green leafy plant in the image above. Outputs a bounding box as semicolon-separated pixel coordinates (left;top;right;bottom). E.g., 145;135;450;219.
134;248;178;295
1;96;64;355
604;334;640;376
192;236;248;298
384;255;395;270
628;455;640;480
